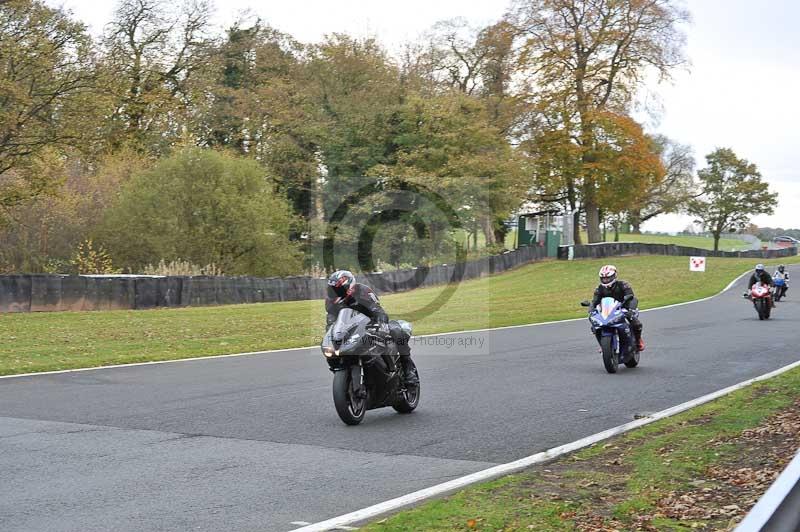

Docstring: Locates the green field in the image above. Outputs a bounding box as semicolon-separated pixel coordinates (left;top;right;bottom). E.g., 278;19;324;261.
606;232;753;251
1;255;796;375
458;228;752;252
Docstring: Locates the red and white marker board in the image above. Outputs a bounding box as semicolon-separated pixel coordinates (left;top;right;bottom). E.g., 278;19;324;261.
689;256;707;272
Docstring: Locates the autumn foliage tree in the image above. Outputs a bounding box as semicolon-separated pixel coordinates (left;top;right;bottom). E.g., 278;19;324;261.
0;0;96;213
509;0;690;242
628;135;696;233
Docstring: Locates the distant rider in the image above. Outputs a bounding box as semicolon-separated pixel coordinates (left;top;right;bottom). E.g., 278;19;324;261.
773;264;789;299
590;265;645;352
325;270;418;385
746;263;775;306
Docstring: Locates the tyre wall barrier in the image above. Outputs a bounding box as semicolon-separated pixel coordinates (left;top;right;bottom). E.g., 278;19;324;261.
557;243;799;260
0;245;550;313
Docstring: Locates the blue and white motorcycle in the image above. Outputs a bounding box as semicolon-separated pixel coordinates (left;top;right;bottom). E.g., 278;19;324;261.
773;274;788;302
581;295;639;373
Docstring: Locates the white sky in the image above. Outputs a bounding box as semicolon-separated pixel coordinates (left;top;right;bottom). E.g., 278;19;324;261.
50;0;800;232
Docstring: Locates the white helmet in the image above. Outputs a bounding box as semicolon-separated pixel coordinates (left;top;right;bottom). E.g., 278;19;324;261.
599;265;617;287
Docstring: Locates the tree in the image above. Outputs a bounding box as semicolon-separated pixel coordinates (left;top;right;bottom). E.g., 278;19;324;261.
509;0;690;242
100;0;212;152
370;91;529;247
628;135;696;233
688;148;777;251
96;149;302;276
589;112;665;233
308;34;402;183
0;0;96;212
195;20;321;221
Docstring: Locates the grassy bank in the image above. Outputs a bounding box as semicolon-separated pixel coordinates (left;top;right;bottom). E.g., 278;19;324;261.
1;255;797;375
575;232;754;251
365;366;800;531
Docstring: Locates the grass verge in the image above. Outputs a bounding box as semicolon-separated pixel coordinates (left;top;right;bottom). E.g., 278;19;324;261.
363;366;800;531
587;232;753;252
1;255;797;375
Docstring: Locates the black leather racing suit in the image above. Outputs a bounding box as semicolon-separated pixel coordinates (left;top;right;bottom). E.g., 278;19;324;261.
325;283;412;359
590;279;643;344
748;270;774;289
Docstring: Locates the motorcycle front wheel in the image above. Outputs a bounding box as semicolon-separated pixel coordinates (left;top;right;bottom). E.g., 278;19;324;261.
600;335;619;374
332;369;366;425
754;300;764;320
393;359;420;414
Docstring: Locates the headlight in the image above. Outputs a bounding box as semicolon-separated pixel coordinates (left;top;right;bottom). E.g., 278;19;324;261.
322;346;336;358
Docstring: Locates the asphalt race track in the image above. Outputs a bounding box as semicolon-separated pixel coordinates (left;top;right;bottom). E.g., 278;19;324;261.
1;266;799;531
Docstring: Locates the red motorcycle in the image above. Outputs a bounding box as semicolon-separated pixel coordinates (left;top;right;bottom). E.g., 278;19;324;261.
745;282;773;320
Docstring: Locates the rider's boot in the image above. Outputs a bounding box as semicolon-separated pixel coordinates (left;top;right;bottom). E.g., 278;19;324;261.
636;335;645;352
396;342;419;386
399;356;418;386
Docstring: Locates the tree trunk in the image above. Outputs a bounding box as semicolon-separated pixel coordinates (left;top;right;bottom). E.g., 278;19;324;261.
493;220;508;248
629;210;642;234
479;216;497;246
614;219;620;242
601;209;607;242
567;182;582;245
713;232;720;251
585;201;602;243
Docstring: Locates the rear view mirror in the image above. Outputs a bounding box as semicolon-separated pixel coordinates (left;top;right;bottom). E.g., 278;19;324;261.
580;300;591;307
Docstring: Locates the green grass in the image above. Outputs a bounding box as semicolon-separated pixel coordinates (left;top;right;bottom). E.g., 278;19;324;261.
362;367;800;531
606;232;754;251
1;255;797;375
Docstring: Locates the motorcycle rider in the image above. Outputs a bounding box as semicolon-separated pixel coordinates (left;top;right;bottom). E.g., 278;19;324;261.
326;270;418;385
746;263;775;307
590;265;645;352
748;263;774;289
773;264;790;299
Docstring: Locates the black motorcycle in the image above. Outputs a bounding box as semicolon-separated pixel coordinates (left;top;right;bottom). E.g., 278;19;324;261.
321;309;420;425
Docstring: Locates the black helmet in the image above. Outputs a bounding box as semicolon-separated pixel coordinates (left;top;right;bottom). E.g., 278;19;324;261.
778;264;785;273
328;270;355;298
755;263;765;272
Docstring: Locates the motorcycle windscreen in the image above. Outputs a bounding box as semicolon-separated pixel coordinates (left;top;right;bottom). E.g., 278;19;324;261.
332;308;370;344
599;297;618;319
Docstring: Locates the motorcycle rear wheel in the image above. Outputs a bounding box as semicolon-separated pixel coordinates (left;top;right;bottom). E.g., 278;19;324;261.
601;335;618;374
333;369;366;425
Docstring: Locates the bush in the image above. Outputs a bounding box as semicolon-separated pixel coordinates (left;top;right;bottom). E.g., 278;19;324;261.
96;149;303;276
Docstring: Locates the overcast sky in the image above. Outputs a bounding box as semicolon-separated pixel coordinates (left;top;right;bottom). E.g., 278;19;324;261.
49;0;800;232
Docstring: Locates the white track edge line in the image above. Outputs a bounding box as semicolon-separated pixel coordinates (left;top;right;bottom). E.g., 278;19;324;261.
290;359;800;532
0;270;753;380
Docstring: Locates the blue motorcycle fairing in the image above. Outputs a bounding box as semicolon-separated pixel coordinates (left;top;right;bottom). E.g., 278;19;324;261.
588;297;634;356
